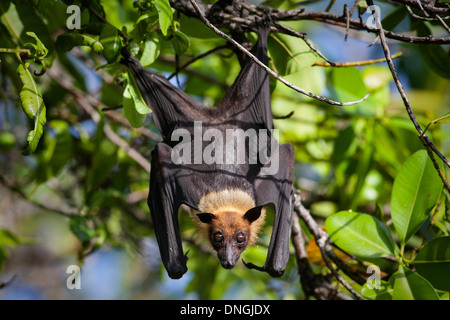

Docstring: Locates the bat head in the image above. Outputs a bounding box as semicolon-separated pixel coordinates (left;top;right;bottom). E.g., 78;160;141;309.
197;206;265;269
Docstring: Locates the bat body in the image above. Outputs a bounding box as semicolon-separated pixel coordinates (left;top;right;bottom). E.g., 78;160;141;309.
121;25;295;279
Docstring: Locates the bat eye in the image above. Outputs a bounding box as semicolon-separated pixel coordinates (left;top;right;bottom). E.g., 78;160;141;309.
213;232;223;243
236;233;245;244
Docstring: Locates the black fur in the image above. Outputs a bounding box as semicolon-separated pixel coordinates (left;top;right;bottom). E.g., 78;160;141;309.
121;25;294;279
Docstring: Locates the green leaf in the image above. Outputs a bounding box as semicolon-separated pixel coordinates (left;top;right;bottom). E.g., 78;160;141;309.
0;229;21;271
69;216;96;244
179;13;217;39
123;84;147;128
325;211;397;259
392;265;439;300
154;0;173;36
56;33;104;53
31;0;58;17
36;120;74;181
381;5;407;31
414;236;450;291
24;31;48;58
391;150;443;246
373;118;424;174
0;229;21;247
85;125;118;194
329;67;375;116
139;33;160;67
123;70;151;124
172;29;190;55
0;132;16;151
121;68;151;128
17;63;47;155
413;21;450;80
361;280;393;300
0;1;55;53
99;24;121;62
268;33;319;76
331;125;358;165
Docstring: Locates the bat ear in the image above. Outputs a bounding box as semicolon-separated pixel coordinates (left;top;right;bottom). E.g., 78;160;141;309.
197;212;216;224
244;206;264;224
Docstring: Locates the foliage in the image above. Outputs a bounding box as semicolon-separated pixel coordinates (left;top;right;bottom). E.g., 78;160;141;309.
0;0;449;300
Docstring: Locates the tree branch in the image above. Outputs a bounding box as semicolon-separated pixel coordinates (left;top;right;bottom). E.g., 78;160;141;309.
293;189;366;300
187;0;369;107
291;211;352;300
46;68;151;174
366;0;450;193
170;0;450;44
313;52;402;67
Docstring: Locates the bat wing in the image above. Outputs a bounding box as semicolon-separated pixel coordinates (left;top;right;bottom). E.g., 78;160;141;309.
148;143;207;279
121;49;207;141
217;24;273;131
252;142;295;277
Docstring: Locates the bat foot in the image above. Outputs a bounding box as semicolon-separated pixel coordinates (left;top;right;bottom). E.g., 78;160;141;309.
166;264;188;279
166;257;188;279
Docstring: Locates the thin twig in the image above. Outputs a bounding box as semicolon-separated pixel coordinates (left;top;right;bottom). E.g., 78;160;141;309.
293;190;366;299
344;4;350;41
271;21;335;65
0;48;31;55
435;14;450;33
406;5;438;21
171;0;450;44
0;275;17;289
313;52;403;67
325;0;336;13
416;0;430;17
77;93;151;174
291;212;351;300
317;236;364;300
294;192;366;285
0;174;76;217
349;0;361;17
81;0;127;39
366;0;450;193
168;44;229;80
414;201;442;257
188;0;369;106
406;4;450;32
47;68;152;174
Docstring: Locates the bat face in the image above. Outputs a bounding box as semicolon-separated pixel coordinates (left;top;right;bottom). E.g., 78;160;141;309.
197;207;264;269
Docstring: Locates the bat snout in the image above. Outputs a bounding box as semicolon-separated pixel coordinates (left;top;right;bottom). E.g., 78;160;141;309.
217;246;241;270
221;260;236;269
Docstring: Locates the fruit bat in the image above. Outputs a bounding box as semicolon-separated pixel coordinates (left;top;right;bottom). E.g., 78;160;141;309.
121;24;294;279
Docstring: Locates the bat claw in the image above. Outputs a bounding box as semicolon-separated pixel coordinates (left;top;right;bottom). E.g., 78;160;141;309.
242;259;285;277
242;259;265;272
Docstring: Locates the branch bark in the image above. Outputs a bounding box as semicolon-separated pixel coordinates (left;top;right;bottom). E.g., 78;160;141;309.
170;0;450;44
46;68;152;174
187;0;370;106
366;0;450;193
293;190;366;300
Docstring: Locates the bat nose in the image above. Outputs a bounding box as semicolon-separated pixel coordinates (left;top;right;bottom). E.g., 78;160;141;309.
221;260;235;269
